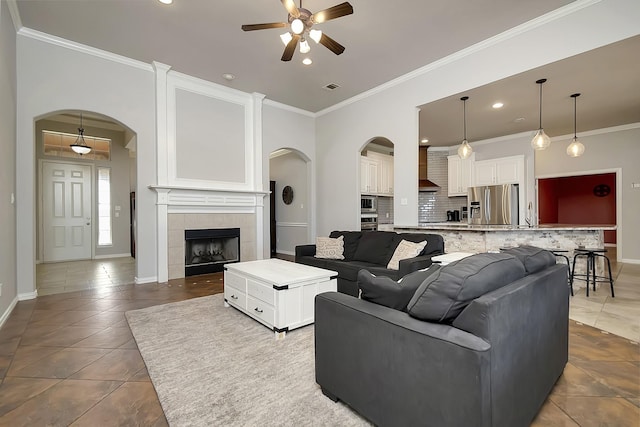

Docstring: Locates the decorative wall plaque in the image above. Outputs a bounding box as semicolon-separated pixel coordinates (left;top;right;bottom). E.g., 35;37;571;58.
282;186;294;204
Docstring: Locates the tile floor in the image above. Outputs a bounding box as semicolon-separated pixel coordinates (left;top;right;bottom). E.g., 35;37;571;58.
0;253;636;425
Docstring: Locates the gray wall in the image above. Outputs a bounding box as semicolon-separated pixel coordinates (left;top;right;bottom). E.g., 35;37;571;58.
35;119;132;258
536;126;640;262
270;151;308;255
0;0;17;320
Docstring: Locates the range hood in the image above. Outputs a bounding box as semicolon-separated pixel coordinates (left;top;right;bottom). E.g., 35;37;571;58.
418;146;440;192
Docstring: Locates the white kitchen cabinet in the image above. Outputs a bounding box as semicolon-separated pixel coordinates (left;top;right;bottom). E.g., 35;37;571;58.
377;154;394;195
447;153;474;196
473;155;524;186
360;156;379;194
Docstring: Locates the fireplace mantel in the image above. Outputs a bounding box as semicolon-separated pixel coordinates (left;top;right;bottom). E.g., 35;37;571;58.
150;185;268;282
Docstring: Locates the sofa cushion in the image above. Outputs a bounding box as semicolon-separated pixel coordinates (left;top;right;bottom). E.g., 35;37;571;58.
502;245;557;274
329;231;363;261
358;265;441;311
353;232;397;265
407;252;526;323
315;235;345;260
387;240;428;270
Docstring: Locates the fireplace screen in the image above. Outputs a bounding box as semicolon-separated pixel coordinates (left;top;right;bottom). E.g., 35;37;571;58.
185;228;240;276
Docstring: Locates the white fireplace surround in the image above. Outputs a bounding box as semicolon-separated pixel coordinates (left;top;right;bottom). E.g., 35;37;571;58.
151;185;268;282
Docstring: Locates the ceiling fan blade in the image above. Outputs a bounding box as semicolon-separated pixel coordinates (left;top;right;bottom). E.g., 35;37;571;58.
281;34;300;61
281;0;300;18
319;33;346;55
312;2;353;24
241;22;287;31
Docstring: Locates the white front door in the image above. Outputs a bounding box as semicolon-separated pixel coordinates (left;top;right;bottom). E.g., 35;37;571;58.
42;161;93;262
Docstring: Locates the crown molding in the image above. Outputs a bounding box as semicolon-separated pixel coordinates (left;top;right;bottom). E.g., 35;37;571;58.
263;99;315;118
6;0;22;32
550;122;640;141
316;0;602;117
17;27;154;72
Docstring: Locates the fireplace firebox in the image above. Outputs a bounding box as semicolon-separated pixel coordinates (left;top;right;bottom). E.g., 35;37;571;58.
185;228;240;276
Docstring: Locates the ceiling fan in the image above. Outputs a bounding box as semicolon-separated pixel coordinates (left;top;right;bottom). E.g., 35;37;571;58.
241;0;354;61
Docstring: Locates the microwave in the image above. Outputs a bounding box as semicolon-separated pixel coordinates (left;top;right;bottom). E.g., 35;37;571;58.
361;196;377;212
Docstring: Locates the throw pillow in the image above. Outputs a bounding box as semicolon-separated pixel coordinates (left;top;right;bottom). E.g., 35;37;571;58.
358;265;441;311
315;235;345;260
406;252;525;323
387;239;428;270
329;231;362;261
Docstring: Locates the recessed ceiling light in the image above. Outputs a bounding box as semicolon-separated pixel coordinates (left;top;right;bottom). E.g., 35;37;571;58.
302;58;312;65
492;102;504;109
158;0;173;4
222;73;236;81
420;138;429;143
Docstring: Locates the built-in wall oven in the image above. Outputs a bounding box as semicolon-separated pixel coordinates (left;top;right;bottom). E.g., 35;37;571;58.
361;196;378;231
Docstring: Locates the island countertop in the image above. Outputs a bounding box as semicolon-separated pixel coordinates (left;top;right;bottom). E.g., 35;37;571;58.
395;223;617;232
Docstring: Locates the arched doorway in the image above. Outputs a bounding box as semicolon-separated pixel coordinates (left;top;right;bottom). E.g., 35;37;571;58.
360;137;395;231
268;148;311;257
34;110;137;295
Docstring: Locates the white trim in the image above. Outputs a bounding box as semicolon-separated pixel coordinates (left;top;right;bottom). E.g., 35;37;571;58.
135;276;157;284
535;167;622;262
316;0;601;117
276;222;309;227
548;122;640;142
6;0;22;32
263;99;315;118
18;291;37;301
17;28;153;72
0;296;19;329
93;253;132;259
169;206;256;214
621;258;640;265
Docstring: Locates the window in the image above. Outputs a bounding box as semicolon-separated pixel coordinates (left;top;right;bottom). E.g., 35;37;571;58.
43;130;111;160
97;167;112;246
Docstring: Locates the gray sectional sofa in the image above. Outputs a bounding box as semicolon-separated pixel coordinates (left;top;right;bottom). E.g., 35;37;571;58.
315;247;569;427
295;230;444;297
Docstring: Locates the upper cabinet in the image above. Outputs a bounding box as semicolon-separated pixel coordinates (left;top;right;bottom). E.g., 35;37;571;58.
473;155;524;186
361;152;394;196
447;153;475;196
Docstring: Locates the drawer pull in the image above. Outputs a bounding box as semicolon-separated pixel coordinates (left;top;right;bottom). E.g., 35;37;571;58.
230;294;238;300
254;307;264;313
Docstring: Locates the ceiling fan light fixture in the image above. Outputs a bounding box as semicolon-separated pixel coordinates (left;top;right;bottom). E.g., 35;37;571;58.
299;38;310;53
567;93;585;157
458;96;473;159
291;18;304;35
280;32;293;46
309;29;322;43
531;78;551;150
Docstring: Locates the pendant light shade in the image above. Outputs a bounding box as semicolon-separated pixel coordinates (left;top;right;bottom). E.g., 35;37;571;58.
70;113;92;155
566;93;585;157
457;96;472;159
531;79;551;150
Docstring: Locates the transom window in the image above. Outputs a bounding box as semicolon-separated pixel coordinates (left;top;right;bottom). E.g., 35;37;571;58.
43;130;111;161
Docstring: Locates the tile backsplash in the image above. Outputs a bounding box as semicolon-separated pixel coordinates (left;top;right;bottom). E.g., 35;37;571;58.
418;150;467;223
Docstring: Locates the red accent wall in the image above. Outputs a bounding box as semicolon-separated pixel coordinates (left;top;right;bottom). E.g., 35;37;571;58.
539;173;616;244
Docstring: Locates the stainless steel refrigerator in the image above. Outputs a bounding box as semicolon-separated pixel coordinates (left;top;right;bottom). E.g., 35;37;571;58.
468;184;519;225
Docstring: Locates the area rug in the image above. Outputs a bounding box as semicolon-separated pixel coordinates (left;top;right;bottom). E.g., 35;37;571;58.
125;294;370;426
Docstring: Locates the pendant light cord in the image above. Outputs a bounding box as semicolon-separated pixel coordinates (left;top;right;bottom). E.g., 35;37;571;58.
538;82;543;129
573;95;577;138
461;96;469;141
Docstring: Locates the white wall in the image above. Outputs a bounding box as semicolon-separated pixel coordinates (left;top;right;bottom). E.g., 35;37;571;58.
315;0;640;236
0;0;18;321
262;102;316;256
16;32;157;296
536;125;640;262
270;151;308;255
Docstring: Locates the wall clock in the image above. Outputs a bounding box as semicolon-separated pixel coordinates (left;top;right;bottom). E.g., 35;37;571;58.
282;186;294;205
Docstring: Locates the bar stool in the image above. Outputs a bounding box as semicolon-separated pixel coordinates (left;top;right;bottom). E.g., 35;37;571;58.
570;248;614;297
548;249;573;296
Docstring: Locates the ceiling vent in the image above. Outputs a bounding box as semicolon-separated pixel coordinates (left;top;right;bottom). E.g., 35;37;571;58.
323;83;340;91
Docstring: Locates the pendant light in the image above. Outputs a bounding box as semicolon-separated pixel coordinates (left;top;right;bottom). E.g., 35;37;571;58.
457;96;472;159
566;93;585;157
531;78;551;150
70;113;92;155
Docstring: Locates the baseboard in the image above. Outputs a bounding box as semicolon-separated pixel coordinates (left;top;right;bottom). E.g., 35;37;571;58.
621;258;640;265
276;250;295;256
0;296;19;329
135;276;157;284
94;253;133;259
18;290;38;300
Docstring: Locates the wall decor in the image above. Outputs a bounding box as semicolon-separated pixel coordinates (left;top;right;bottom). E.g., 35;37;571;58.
593;184;611;197
282;185;294;204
